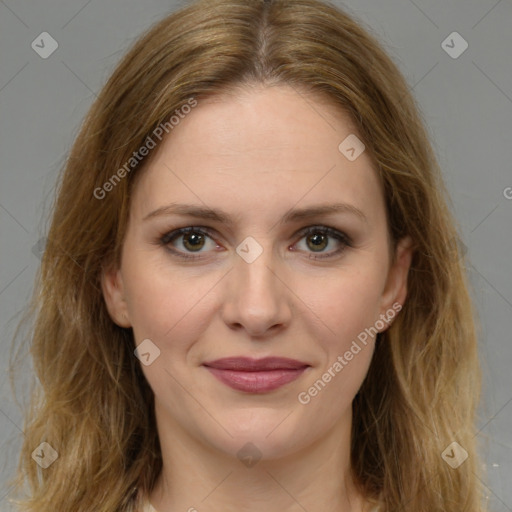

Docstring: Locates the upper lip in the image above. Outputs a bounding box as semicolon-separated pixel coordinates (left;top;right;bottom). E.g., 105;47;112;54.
203;357;309;371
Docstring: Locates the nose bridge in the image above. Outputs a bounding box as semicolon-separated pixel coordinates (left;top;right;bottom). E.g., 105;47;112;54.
222;234;291;334
235;234;281;299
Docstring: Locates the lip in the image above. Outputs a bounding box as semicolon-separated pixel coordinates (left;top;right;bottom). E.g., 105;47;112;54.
202;357;310;393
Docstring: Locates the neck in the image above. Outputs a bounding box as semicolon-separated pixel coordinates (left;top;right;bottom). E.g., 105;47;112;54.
148;404;368;512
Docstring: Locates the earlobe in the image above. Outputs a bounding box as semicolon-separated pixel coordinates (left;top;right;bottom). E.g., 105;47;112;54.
101;265;132;328
379;236;414;327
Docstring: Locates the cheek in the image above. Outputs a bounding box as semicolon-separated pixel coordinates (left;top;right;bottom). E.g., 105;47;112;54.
123;255;217;350
295;274;381;421
301;266;385;350
124;265;174;341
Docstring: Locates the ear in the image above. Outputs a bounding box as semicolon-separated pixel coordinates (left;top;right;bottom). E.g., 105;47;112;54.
101;264;132;328
378;235;414;328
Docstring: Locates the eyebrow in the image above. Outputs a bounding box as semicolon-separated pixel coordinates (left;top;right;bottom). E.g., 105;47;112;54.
143;202;368;226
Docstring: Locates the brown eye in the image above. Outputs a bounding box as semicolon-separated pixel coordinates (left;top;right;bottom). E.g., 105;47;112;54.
181;231;206;252
305;232;329;252
160;227;218;260
294;226;352;260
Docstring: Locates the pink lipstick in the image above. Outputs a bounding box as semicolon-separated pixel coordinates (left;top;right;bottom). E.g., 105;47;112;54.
202;357;309;393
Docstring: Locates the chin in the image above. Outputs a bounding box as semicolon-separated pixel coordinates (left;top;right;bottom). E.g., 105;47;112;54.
206;411;308;462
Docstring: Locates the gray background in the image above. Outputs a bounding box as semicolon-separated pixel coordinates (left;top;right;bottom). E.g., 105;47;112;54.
1;0;511;510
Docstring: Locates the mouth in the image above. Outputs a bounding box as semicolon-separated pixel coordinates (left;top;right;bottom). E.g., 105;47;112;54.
202;357;310;393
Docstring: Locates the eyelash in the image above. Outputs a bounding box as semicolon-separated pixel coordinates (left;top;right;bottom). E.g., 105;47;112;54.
158;225;353;261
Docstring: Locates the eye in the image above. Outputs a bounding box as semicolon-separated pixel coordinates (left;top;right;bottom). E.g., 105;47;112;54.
158;225;352;261
293;226;352;259
159;227;219;260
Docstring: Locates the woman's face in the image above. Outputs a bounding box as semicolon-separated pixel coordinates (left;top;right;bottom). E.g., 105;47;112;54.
102;84;412;460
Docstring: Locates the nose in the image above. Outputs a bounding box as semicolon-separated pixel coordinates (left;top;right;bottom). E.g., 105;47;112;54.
220;242;293;338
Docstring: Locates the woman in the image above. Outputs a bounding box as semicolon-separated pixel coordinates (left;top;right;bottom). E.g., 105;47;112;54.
8;0;485;510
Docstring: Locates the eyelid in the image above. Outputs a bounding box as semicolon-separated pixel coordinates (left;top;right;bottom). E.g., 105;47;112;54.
296;225;352;245
160;224;351;243
159;225;218;245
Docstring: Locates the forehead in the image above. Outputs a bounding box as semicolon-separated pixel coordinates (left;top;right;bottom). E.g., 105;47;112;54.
163;84;363;161
131;85;385;225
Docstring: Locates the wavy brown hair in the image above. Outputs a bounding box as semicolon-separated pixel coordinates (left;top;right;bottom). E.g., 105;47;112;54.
8;0;486;510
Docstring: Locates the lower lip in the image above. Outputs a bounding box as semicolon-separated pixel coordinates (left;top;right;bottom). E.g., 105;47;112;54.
204;367;308;393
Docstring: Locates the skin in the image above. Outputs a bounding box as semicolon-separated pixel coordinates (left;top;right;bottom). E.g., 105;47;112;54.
102;84;413;512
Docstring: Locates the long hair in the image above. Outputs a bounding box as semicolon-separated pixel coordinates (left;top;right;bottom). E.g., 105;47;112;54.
8;0;485;510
